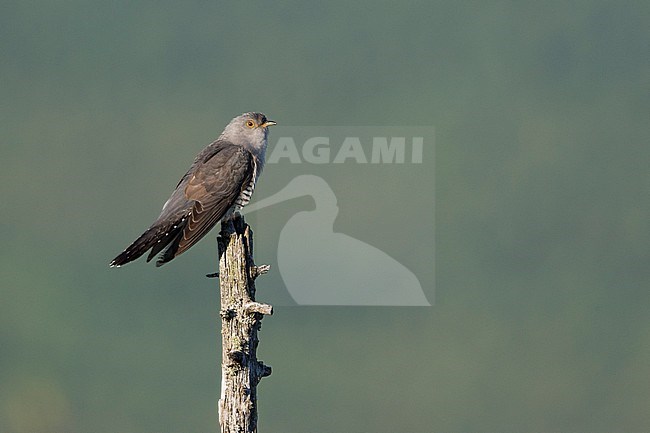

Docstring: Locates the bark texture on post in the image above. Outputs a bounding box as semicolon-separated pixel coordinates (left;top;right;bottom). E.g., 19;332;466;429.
217;215;272;433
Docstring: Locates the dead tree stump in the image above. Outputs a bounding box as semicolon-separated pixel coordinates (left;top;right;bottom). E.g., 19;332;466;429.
217;215;272;433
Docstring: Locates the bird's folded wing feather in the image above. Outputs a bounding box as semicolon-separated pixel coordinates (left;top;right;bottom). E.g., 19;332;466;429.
175;145;253;256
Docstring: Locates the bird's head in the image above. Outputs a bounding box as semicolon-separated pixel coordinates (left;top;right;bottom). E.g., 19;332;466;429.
220;112;276;154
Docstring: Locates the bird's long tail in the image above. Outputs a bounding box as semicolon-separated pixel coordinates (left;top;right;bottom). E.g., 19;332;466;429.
109;224;182;267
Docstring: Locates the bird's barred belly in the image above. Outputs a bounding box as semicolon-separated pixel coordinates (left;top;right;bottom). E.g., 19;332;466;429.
235;182;255;209
234;160;259;210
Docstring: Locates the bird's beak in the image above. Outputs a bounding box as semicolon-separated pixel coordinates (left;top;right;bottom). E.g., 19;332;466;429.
261;120;277;128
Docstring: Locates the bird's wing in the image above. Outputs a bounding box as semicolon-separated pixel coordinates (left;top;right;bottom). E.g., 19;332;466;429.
174;145;254;256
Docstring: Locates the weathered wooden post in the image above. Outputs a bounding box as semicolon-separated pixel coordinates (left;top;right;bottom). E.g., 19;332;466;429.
216;215;272;433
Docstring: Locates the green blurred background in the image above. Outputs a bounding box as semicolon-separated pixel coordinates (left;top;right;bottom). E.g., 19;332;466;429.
2;1;649;432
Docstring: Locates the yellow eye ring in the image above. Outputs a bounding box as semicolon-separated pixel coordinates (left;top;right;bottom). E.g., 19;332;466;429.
246;120;256;128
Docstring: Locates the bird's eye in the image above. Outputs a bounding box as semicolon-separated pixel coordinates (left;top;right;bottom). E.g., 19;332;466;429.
246;120;256;128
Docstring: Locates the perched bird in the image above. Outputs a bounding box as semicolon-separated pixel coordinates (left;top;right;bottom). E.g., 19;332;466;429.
110;112;276;267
